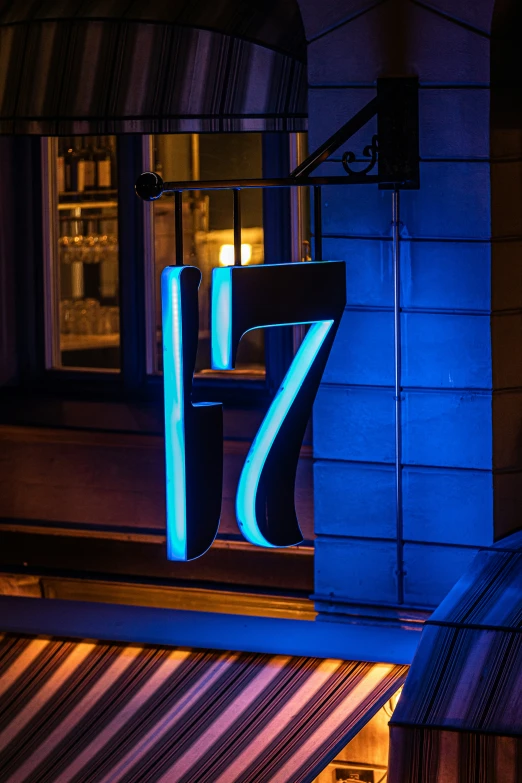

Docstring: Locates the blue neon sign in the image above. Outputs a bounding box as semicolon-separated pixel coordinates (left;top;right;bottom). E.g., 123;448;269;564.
162;267;188;560
162;261;346;560
235;320;334;548
161;265;223;562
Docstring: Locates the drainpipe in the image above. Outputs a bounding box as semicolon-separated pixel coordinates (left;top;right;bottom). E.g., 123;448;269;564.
392;190;405;605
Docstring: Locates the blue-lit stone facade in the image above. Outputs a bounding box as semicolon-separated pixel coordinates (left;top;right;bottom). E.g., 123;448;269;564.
299;0;522;613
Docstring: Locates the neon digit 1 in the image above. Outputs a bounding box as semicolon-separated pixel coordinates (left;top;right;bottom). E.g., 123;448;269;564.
211;261;346;548
162;266;223;561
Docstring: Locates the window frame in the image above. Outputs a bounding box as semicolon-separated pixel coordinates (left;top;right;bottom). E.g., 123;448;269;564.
142;132;303;407
18;132;304;418
0;133;314;599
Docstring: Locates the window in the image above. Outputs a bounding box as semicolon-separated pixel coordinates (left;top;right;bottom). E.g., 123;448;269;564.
0;132;314;596
148;134;266;380
42;133;307;402
43;136;120;372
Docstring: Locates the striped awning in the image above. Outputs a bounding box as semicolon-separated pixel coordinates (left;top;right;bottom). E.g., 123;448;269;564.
388;531;522;783
0;1;307;135
0;633;406;783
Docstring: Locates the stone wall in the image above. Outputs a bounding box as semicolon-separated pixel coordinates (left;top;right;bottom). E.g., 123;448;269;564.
296;0;522;615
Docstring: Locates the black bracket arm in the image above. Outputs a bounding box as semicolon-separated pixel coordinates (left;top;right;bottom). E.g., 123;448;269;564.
135;77;419;203
290;97;379;180
291;77;419;190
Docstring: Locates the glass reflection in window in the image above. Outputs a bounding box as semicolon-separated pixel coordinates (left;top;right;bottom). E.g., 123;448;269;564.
150;134;265;379
46;136;120;371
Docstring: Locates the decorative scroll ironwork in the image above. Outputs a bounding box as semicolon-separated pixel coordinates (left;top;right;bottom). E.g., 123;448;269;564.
342;134;379;177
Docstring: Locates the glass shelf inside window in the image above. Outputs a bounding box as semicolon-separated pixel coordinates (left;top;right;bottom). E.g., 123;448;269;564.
47;136;120;371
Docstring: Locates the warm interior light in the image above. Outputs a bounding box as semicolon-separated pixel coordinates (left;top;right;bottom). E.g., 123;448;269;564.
383;686;403;718
391;686;403;710
219;244;252;266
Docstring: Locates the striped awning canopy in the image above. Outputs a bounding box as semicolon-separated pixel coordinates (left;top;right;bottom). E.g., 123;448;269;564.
0;0;307;135
0;633;406;783
389;531;522;783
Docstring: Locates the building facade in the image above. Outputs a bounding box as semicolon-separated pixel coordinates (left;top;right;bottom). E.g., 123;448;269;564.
0;0;521;780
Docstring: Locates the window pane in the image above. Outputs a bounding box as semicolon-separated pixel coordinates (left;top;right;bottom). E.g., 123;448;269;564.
151;133;265;378
47;136;120;371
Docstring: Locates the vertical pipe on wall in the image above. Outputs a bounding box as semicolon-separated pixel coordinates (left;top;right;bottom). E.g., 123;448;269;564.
233;188;242;266
392;189;405;605
174;191;183;266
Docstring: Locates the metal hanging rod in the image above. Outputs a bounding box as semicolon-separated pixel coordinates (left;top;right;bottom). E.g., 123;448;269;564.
174;191;183;267
233;189;242;266
136;173;380;200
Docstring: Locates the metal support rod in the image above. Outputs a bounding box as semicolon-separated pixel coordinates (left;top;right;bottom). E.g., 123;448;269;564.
392;189;404;605
291;97;379;179
174;191;183;266
155;175;380;194
233;189;242;266
314;186;322;261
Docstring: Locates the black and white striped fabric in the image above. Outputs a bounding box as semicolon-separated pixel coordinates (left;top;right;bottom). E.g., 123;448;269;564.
0;1;307;135
0;634;406;783
389;531;522;782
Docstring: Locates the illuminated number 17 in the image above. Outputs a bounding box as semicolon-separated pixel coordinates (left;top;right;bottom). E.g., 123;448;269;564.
162;261;346;561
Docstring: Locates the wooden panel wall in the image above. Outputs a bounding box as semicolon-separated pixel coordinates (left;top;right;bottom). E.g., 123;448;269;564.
0;425;314;539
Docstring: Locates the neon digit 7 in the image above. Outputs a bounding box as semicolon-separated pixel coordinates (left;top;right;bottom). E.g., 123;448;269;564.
211;261;346;548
